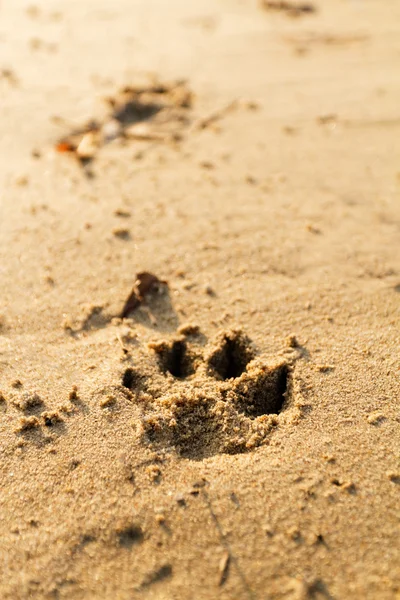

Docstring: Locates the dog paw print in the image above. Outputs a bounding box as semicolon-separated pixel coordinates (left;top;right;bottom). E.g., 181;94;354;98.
122;329;293;459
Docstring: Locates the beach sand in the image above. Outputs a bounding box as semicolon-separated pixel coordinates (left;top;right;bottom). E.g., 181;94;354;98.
0;0;399;598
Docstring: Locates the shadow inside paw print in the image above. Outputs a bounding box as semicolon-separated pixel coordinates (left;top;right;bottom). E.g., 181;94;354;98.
124;329;293;459
151;338;196;379
207;330;256;380
229;362;289;418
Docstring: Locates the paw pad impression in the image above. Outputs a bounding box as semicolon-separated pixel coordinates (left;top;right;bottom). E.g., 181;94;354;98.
124;329;293;459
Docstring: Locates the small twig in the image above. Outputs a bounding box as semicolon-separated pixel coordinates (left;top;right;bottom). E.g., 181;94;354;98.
201;488;256;599
219;551;231;587
194;100;238;131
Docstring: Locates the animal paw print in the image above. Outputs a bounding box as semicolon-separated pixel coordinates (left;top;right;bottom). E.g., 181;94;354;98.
122;330;293;459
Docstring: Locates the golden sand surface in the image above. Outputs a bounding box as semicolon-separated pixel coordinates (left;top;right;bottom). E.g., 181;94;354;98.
1;1;399;598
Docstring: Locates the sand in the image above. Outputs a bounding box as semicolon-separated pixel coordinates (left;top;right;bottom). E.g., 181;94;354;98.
1;0;400;598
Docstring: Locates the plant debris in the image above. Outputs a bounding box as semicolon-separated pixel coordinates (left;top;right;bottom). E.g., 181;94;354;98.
260;1;317;17
218;551;231;586
121;272;167;318
55;79;194;164
194;100;238;131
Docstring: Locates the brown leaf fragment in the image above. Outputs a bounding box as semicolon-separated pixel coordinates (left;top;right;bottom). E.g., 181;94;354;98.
136;272;166;297
55;140;76;153
55;121;100;162
218;551;231;586
52;80;195;164
121;272;167;318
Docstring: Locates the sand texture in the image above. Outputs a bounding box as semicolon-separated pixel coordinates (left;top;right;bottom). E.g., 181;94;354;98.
1;0;400;598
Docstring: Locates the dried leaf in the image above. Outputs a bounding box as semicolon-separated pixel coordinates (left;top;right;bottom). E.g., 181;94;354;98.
121;272;167;318
55;140;76;153
53;80;193;165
